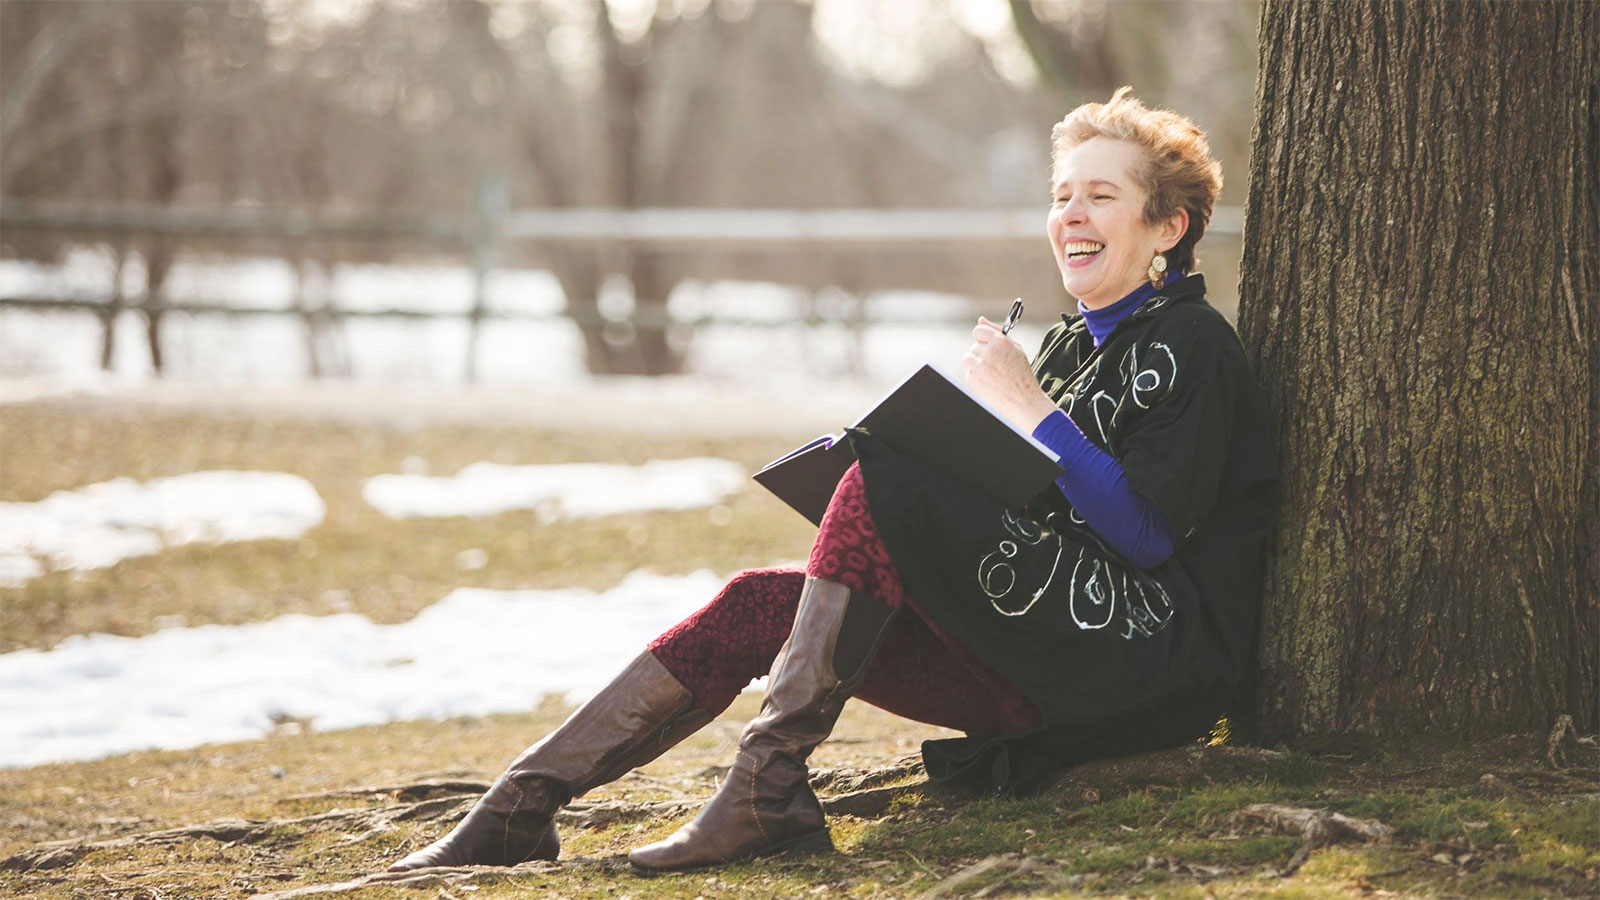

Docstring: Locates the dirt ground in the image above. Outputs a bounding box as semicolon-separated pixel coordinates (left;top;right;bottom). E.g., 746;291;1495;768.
3;698;1595;899
2;387;1596;899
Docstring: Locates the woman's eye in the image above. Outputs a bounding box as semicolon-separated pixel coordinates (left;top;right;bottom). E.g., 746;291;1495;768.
1094;195;1112;201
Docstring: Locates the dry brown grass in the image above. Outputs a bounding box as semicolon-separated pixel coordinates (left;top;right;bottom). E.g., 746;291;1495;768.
2;399;1595;899
2;400;819;653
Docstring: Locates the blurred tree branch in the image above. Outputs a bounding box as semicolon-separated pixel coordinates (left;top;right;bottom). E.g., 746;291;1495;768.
0;0;1258;380
2;70;290;184
0;1;102;141
1006;0;1179;103
1008;0;1079;97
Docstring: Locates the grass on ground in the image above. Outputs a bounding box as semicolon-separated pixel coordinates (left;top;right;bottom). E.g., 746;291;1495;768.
1;398;1595;899
1;400;818;654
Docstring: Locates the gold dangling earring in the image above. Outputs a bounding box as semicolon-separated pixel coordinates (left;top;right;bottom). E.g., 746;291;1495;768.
1147;252;1168;288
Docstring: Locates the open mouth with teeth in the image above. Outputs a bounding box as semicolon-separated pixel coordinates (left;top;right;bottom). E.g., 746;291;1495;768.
1062;240;1105;265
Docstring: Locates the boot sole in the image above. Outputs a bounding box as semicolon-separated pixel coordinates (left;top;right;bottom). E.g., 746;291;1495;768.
628;828;835;875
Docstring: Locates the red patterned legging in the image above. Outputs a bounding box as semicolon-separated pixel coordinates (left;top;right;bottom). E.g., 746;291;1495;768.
650;463;1040;735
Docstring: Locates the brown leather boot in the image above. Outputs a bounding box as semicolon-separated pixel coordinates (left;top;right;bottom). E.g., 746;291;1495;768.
628;577;896;872
389;651;712;871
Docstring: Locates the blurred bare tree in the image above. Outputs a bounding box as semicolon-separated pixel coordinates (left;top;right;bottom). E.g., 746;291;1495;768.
2;1;280;371
0;0;1254;377
517;0;1060;374
1007;0;1258;207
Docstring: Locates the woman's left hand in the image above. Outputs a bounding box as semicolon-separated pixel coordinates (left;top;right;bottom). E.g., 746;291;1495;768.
964;317;1061;432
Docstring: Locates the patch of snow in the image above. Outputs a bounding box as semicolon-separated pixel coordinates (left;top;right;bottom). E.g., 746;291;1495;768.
0;555;43;586
363;458;746;520
0;472;325;586
0;374;118;404
0;569;731;769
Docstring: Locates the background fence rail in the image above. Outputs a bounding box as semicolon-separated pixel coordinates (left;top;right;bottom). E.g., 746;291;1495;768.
0;201;1243;380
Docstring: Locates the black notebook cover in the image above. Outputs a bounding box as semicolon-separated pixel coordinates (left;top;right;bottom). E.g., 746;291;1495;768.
751;437;858;526
754;365;1064;524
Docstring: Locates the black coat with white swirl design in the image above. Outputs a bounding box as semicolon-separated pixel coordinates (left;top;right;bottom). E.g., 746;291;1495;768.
851;274;1279;792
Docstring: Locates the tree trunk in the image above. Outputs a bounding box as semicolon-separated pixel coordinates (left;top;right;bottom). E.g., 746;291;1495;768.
292;254;324;380
100;240;126;371
628;250;686;376
1235;0;1599;742
582;0;687;377
142;246;172;375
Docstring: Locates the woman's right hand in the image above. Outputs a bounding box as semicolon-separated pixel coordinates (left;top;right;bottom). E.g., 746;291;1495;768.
965;317;1059;433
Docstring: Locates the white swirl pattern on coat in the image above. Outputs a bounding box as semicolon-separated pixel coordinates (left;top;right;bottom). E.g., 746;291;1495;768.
975;329;1181;640
977;509;1176;638
1123;341;1177;410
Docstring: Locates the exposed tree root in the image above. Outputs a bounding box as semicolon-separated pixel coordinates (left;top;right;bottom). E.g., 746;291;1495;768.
808;755;925;793
920;853;1042;898
1544;714;1598;769
286;779;490;803
1548;715;1575;768
822;784;919;818
0;797;470;873
1232;803;1393;876
556;799;695;829
915;851;1211;899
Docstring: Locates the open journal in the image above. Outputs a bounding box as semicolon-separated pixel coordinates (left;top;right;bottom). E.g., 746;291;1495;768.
753;364;1065;525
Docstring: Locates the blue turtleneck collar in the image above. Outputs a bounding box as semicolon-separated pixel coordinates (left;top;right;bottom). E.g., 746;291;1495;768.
1079;275;1170;347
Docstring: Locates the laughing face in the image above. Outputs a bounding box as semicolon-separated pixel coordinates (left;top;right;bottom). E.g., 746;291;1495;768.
1047;136;1186;310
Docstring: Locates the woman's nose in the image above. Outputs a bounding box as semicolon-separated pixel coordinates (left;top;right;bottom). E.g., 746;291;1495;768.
1048;197;1088;235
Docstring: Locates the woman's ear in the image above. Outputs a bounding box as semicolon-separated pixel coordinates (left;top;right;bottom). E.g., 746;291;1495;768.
1158;208;1190;253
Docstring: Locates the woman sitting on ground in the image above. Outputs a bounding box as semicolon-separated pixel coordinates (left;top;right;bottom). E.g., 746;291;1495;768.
388;87;1278;874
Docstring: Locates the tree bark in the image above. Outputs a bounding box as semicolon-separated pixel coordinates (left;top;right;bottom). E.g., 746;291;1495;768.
1236;0;1599;742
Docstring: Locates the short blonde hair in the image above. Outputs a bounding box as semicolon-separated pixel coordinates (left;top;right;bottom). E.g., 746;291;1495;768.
1050;86;1222;273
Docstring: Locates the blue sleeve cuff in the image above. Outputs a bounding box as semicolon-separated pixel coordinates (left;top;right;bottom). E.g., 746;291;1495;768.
1031;410;1177;567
